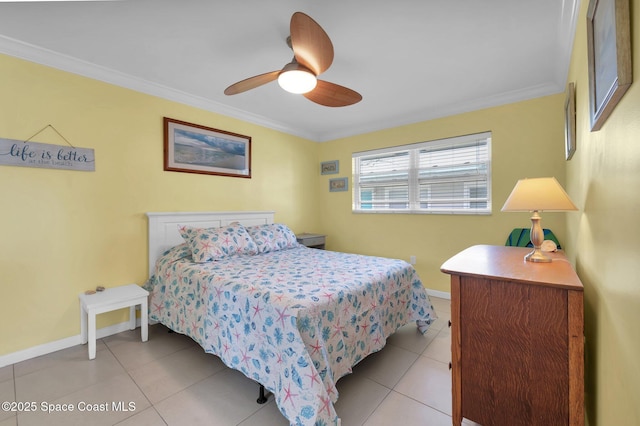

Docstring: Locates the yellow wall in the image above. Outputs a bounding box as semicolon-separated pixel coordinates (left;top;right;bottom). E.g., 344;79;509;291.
7;19;623;422
0;54;320;355
3;4;637;421
0;52;571;357
565;0;640;424
317;94;569;292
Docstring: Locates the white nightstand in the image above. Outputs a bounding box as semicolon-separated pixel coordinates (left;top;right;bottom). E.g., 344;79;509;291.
79;284;149;360
296;233;326;249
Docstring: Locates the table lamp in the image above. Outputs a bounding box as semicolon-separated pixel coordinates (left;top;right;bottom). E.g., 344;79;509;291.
502;177;578;262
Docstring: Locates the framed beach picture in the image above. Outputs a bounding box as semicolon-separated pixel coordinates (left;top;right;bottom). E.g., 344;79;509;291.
564;82;576;160
320;160;339;175
586;0;632;131
329;177;348;192
164;117;251;178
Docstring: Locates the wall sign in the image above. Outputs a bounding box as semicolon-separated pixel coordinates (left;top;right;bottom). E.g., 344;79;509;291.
0;137;95;171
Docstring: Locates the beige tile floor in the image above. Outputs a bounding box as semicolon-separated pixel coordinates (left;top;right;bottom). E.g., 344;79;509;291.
0;297;477;426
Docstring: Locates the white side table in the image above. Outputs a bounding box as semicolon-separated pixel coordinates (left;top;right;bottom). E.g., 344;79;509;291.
296;233;326;249
79;284;149;360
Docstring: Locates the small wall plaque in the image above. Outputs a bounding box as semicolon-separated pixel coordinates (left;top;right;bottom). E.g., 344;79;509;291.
321;160;339;175
0;137;95;171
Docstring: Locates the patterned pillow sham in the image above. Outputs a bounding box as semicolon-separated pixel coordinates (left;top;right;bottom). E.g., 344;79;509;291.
246;223;279;253
178;222;258;262
177;224;200;244
161;242;193;263
246;223;299;253
272;223;299;250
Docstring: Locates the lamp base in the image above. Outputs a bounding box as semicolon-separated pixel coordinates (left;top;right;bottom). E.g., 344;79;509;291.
524;247;552;263
524;210;553;263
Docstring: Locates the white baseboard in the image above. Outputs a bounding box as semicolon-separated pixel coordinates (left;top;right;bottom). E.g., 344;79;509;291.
0;319;142;368
426;289;451;299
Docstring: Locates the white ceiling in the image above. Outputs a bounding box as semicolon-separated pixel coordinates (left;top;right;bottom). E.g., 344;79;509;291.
0;0;579;142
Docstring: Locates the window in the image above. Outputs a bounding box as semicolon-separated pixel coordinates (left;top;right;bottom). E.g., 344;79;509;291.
352;132;491;214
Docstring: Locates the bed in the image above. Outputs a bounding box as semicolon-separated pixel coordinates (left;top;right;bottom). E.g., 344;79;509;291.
145;211;437;426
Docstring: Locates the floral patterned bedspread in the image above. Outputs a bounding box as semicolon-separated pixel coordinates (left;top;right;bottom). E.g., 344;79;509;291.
145;244;437;426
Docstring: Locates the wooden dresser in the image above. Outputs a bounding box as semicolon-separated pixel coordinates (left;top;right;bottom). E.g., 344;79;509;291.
441;245;584;426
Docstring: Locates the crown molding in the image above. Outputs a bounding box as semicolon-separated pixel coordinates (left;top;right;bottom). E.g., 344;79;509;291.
555;0;580;87
0;0;579;145
0;35;320;141
314;81;564;142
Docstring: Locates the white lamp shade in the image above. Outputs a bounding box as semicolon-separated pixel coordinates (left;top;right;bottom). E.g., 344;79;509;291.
501;177;578;212
278;68;317;94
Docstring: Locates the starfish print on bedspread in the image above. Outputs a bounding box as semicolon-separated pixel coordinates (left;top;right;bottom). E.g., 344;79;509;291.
282;383;298;408
276;307;291;328
252;302;263;319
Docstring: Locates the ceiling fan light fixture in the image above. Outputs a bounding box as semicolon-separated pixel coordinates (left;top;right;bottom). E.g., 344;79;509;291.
278;64;317;94
224;12;360;106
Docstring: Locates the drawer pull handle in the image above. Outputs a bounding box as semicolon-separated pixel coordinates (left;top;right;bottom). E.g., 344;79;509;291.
449;362;452;370
448;320;452;327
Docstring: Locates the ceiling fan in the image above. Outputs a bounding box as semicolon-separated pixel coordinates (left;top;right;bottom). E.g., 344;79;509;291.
224;12;362;107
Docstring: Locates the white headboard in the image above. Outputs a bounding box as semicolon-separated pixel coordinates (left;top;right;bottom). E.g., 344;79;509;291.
146;211;275;277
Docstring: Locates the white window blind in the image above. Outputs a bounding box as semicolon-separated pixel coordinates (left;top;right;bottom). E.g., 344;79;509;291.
352;132;491;214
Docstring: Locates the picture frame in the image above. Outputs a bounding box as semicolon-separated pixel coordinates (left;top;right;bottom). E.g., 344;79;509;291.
564;82;576;160
329;177;348;192
164;117;251;178
586;0;632;131
320;160;339;175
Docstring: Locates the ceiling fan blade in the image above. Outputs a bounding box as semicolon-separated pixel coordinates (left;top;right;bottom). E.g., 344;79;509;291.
290;12;333;76
304;80;362;107
224;71;280;95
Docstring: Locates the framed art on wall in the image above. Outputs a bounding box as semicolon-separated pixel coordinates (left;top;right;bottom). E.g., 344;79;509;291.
164;117;251;178
320;160;339;175
565;82;576;160
329;177;348;192
586;0;632;131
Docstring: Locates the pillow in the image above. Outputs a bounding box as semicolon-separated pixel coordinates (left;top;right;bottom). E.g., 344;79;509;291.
161;242;193;263
246;223;279;253
246;223;300;253
271;223;299;250
177;224;200;244
179;222;258;262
